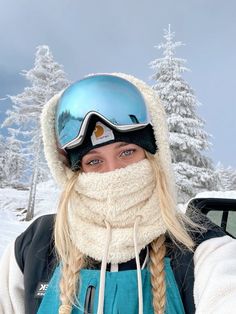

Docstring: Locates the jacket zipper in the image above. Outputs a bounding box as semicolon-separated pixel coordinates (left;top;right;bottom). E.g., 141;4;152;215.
84;285;95;314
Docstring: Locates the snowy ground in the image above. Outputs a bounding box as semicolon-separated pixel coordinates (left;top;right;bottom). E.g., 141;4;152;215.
0;180;60;257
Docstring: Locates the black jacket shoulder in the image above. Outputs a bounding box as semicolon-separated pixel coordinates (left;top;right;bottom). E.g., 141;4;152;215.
15;214;56;272
15;214;57;314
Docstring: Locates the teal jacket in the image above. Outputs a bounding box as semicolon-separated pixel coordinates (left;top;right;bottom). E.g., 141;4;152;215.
37;258;185;314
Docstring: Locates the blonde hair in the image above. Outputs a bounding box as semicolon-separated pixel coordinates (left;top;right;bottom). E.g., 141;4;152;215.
150;235;166;314
146;152;199;313
54;173;85;314
146;152;197;250
54;153;198;314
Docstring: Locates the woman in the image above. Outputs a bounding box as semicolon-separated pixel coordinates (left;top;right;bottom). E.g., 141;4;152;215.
0;73;236;314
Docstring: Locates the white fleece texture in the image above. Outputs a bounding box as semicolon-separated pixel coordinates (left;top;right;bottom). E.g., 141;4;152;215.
41;73;176;199
68;159;166;263
194;235;236;314
0;243;24;314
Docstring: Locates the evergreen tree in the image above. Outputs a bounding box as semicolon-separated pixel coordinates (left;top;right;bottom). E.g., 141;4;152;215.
0;135;6;186
0;134;25;188
215;162;236;191
150;25;217;202
2;45;69;219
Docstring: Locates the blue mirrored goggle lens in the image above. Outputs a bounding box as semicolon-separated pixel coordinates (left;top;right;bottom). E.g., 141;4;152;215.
55;75;150;149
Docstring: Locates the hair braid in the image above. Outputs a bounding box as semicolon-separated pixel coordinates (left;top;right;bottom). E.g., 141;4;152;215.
54;172;86;314
149;235;166;314
58;247;85;314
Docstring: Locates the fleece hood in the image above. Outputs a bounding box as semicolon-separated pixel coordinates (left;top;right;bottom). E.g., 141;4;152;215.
41;72;176;198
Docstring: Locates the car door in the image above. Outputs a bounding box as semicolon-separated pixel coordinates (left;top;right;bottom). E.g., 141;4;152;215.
187;197;236;238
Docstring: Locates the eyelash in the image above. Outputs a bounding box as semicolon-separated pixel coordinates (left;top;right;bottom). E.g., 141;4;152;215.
120;149;135;157
86;159;101;166
85;148;136;166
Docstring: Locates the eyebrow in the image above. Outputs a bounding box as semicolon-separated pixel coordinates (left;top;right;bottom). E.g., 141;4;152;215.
85;142;131;155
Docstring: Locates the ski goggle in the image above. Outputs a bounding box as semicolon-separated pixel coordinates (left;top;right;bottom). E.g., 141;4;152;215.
55;74;151;150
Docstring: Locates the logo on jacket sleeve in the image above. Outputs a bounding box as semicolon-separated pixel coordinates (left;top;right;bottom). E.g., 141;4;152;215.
35;282;49;298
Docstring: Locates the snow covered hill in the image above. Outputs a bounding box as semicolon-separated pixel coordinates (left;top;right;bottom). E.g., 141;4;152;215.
0;180;60;257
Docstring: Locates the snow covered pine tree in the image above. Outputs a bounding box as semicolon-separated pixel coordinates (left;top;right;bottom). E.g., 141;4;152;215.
150;25;217;202
0;134;25;188
215;162;236;191
2;45;69;220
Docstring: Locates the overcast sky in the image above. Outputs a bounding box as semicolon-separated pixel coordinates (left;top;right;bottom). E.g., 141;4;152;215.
0;0;235;168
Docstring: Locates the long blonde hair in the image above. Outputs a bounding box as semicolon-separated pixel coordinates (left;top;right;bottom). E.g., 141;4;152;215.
54;153;197;314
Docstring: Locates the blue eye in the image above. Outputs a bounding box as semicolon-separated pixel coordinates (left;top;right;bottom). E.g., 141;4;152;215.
86;159;101;166
120;149;135;157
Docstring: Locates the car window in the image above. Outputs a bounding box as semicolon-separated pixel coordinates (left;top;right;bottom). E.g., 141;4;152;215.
226;211;236;237
205;207;236;238
188;198;236;238
207;210;223;229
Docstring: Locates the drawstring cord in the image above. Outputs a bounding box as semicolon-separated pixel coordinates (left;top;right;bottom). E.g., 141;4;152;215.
97;217;143;314
142;246;149;270
133;216;143;314
97;183;113;314
97;220;111;314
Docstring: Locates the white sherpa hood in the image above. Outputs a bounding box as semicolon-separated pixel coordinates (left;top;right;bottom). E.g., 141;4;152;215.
41;72;175;198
